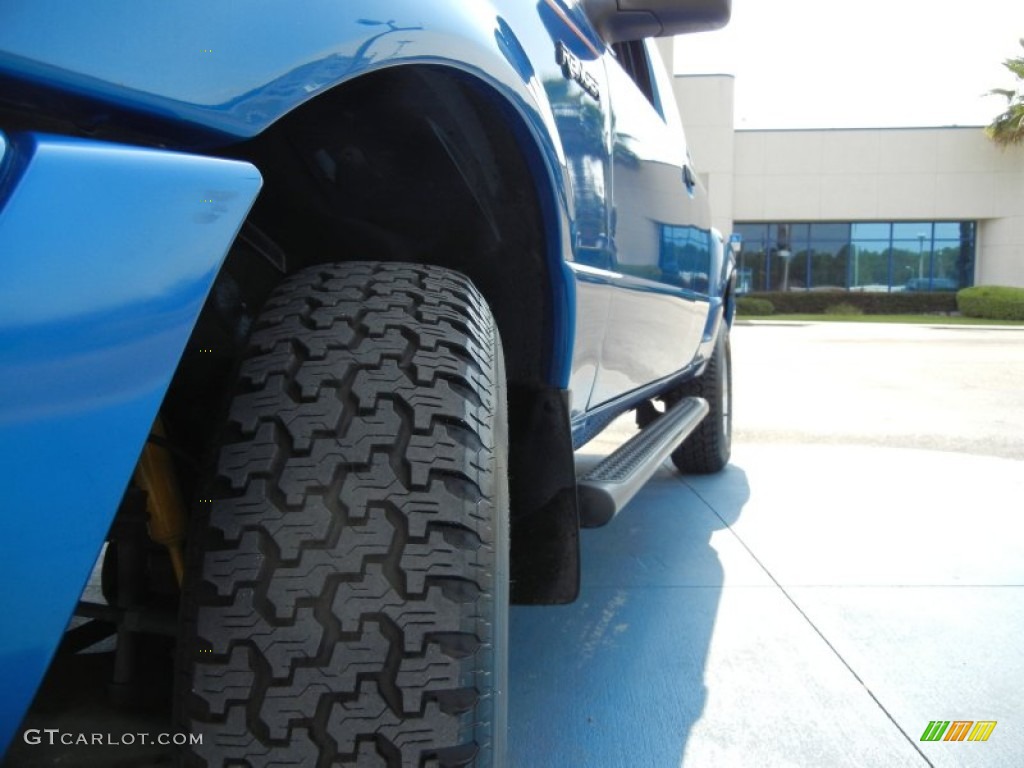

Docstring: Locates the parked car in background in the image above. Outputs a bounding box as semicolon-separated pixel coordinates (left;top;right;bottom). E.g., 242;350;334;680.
905;276;960;291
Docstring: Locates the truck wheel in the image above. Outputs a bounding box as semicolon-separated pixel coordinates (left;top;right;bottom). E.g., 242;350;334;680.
669;329;731;474
177;263;509;767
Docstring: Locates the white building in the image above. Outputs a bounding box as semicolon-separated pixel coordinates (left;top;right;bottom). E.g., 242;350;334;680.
671;70;1024;292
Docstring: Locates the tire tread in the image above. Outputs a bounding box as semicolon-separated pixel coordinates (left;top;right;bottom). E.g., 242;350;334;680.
178;263;504;767
670;331;731;475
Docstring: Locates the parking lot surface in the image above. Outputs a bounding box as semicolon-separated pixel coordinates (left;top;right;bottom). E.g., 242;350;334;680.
511;322;1024;767
732;320;1024;459
5;322;1022;767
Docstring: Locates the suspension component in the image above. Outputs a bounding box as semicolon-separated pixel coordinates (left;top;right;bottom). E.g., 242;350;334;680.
133;419;187;586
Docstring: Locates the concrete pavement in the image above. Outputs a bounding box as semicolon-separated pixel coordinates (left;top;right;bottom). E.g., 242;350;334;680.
510;322;1024;767
5;322;1021;767
732;321;1024;459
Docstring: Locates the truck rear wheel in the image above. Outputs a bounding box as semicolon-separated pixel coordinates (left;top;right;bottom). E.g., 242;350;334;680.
639;328;732;475
670;329;732;474
177;263;509;767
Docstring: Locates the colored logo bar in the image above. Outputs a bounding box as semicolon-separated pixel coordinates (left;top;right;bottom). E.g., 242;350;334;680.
920;721;997;742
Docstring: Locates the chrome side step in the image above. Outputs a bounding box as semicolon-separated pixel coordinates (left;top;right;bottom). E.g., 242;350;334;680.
577;397;709;528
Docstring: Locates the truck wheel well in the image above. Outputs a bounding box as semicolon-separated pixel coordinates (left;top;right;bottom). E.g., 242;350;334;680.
163;64;580;603
231;64;555;389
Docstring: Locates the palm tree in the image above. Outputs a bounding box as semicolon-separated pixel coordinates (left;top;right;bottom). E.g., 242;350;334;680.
986;38;1024;146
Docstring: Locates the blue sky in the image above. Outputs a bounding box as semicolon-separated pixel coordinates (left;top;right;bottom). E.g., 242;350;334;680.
674;0;1024;129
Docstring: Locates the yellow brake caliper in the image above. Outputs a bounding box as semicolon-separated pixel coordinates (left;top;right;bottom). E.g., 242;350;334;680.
133;418;187;586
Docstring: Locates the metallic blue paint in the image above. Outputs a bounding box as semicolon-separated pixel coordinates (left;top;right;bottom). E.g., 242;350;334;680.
0;2;629;394
0;133;260;754
0;0;718;406
0;1;587;388
0;0;731;746
589;38;713;407
570;356;706;450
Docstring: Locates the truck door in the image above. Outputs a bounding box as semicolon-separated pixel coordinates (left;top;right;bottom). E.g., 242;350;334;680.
588;37;712;409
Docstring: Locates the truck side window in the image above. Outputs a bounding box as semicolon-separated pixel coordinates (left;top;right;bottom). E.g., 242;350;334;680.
612;41;656;108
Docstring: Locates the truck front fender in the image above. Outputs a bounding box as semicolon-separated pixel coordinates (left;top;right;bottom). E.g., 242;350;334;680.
0;132;260;755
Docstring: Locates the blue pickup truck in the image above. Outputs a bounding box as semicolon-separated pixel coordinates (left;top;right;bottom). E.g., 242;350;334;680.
0;1;734;764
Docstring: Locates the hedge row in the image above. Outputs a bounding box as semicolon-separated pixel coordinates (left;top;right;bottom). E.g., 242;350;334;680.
736;297;775;316
741;291;958;315
957;286;1024;321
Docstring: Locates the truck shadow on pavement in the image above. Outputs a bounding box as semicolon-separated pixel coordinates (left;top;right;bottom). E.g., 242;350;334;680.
509;461;750;767
5;460;750;768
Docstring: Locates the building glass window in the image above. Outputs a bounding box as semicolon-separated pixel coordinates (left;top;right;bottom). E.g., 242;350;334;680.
850;223;891;291
893;232;932;290
733;220;975;293
809;223;851;291
932;237;964;291
770;223;808;291
734;223;767;293
892;222;933;240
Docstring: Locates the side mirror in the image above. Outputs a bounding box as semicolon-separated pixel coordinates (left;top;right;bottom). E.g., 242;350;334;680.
582;0;731;44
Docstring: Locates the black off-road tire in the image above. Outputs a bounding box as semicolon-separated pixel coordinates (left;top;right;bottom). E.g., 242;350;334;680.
177;263;509;767
668;329;732;474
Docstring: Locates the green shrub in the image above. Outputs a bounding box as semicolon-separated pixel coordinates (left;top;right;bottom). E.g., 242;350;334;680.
736;297;774;316
957;286;1024;321
823;302;864;315
744;291;958;315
